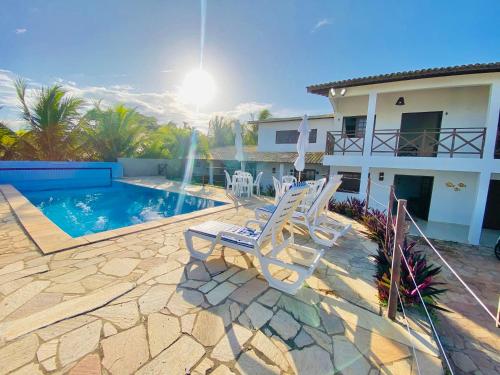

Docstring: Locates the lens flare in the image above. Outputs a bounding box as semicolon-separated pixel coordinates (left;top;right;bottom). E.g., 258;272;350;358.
180;68;216;106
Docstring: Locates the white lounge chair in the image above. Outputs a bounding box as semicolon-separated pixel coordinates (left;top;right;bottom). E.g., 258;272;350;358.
184;183;324;294
255;176;351;247
253;171;263;196
304;178;326;207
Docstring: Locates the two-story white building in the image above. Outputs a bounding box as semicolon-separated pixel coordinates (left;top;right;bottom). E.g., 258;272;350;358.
199;63;499;245
306;62;499;246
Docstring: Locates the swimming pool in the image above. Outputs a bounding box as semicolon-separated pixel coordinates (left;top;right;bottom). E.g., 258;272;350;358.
20;181;226;237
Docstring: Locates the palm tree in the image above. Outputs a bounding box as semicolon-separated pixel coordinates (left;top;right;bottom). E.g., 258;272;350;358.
83;104;145;161
207;116;235;147
245;109;272;145
15;79;85;160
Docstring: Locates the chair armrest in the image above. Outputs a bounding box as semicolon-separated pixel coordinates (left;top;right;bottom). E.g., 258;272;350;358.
245;218;267;229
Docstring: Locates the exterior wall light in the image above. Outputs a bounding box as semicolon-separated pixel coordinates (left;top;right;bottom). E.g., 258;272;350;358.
340;88;346;96
395;97;405;105
329;88;336;97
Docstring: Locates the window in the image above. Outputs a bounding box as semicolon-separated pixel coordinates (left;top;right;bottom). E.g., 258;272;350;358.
337;171;361;193
276;130;298;144
343;116;366;138
309;129;317;143
275;129;317;144
295;169;316;181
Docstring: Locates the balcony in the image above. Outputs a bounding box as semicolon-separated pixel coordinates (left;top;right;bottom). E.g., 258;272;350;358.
325;127;487;158
325;131;364;155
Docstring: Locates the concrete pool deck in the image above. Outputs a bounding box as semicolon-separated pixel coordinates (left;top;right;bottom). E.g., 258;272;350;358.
0;177;443;374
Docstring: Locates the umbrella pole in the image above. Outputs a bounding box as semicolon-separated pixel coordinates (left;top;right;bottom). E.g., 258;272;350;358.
298;171;301;182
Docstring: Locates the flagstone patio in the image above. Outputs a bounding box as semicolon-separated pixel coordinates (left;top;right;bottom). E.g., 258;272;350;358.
0;178;442;374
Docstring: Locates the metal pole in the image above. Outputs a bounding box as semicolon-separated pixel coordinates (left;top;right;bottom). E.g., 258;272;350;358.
364;176;371;216
385;185;395;253
387;198;407;320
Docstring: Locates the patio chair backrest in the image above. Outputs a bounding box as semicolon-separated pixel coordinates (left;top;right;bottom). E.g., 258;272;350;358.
282;175;297;184
272;176;282;204
254;171;263;186
307;175;342;219
257;182;309;248
224;170;232;187
304;178;326;203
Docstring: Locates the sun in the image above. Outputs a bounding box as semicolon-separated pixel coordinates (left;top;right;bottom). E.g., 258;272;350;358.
180;68;216;106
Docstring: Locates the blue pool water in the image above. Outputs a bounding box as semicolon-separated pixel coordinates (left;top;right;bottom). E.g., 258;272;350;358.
20;181;226;237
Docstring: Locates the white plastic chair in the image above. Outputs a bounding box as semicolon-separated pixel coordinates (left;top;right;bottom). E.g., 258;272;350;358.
184;183;324;294
224;170;233;193
253;171;263;196
282;175;297;184
255;176;350;246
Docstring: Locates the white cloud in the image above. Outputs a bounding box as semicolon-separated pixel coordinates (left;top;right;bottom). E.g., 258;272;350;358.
109;84;134;91
0;69;274;132
15;28;27;34
311;19;331;33
160;69;174;74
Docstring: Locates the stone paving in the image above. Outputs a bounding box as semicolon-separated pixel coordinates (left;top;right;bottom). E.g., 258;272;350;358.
410;239;500;375
0;179;442;374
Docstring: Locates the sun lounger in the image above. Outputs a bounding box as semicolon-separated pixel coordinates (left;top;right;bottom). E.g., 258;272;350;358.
255;176;351;246
184;183;324;294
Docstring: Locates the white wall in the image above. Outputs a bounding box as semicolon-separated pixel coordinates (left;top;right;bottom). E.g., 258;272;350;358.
257;117;335;152
329;166;480;226
331;86;490;158
370;168;478;225
328;165;363;202
118;158;166;177
375;86;489;130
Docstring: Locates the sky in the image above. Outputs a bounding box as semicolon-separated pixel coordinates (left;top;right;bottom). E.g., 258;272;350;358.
1;0;499;131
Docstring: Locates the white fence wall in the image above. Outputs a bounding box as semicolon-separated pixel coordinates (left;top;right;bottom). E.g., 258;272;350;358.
118;158;167;177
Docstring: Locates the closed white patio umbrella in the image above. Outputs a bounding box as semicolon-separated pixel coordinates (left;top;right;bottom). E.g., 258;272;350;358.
234;120;244;170
294;114;309;181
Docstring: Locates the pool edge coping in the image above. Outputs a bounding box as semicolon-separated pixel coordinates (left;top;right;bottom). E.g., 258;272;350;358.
0;183;246;254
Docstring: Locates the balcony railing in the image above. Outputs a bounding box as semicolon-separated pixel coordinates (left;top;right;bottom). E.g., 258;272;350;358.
325;131;365;155
371;127;486;157
325;127;487;158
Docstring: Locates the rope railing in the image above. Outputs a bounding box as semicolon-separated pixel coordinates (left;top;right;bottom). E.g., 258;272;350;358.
396;287;422;375
399;244;455;375
402;205;498;323
328;171;496;373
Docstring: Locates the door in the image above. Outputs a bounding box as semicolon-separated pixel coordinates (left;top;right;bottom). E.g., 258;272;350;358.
483;180;500;229
394;175;434;220
399;111;443;157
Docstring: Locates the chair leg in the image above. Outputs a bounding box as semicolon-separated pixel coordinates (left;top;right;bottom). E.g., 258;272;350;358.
184;231;216;260
260;258;307;295
308;224;351;247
